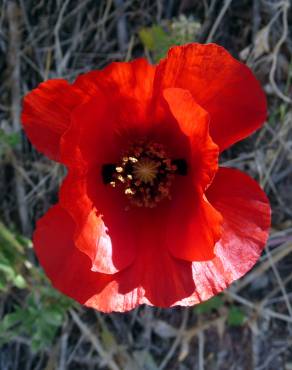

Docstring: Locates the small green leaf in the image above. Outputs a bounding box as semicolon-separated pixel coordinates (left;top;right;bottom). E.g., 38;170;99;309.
227;306;246;326
13;274;27;289
0;129;20;149
138;17;201;62
0;311;22;333
195;296;224;314
138;28;155;50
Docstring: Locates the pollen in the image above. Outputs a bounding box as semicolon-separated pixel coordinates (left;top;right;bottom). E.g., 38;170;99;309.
102;141;187;208
129;156;138;163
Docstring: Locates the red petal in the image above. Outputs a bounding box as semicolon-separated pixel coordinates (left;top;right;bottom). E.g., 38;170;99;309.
60;164;222;279
34;166;270;312
163;87;219;191
85;205;196;309
59;67;215;272
206;167;271;272
161;88;222;261
87;238;195;309
176;167;271;305
34;205;143;312
59;93;141;276
74;58;156;128
33;204;194;312
59;171;136;275
21;80;86;161
60;92;118;169
164;176;223;262
33;205;112;304
60;59;156;169
154;43;267;152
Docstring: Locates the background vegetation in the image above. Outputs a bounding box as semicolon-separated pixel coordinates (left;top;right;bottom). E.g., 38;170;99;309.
0;0;292;369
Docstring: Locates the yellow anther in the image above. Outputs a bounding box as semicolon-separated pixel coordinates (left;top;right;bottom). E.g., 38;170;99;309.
107;141;178;208
117;175;125;183
125;188;135;195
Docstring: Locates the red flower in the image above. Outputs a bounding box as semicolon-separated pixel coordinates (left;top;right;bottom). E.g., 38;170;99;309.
22;43;271;312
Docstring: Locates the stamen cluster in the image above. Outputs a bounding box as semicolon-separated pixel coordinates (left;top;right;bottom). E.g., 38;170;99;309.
111;142;177;208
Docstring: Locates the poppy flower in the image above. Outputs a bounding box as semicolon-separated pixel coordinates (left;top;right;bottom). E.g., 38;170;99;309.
22;43;271;312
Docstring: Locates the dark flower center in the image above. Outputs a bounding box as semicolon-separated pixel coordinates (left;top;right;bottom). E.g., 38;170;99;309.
102;142;187;208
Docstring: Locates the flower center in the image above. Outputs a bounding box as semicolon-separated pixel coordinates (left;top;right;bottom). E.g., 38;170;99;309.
102;142;187;208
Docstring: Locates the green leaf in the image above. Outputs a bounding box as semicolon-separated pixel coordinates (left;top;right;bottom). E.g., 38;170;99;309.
138;17;201;62
0;221;25;254
0;312;22;332
0;129;20;147
227;306;246;327
13;274;27;289
0;222;75;351
0;263;15;280
195;296;224;314
139;28;155;50
138;25;168;51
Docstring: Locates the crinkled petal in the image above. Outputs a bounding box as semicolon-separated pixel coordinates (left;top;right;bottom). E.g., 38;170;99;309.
74;58;156;128
163;87;219;191
154;43;267;152
164;176;223;262
173;167;271;306
58;86;193;273
162;88;222;261
59;171;136;275
60;59;157;170
33;168;270;312
33;205;145;312
89;237;195;310
59;90;139;275
206;167;271;279
33;205;113;303
60;92;119;170
33;204;194;312
60;167;222;278
21;80;87;161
